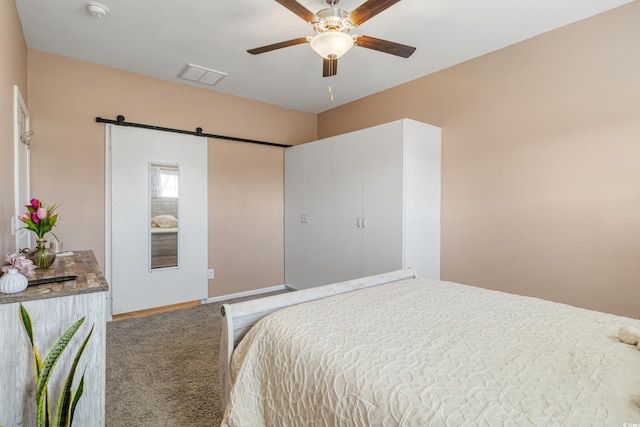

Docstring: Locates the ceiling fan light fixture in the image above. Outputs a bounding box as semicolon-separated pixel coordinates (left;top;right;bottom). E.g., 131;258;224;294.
310;31;354;59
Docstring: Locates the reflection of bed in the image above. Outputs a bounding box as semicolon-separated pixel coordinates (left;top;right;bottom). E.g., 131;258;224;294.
150;226;177;268
151;227;178;234
220;268;640;425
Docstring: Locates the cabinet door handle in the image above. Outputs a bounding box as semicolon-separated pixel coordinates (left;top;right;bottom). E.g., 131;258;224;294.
362;217;368;228
356;217;362;228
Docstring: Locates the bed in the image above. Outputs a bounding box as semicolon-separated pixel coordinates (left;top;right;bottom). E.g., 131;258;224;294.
219;268;640;425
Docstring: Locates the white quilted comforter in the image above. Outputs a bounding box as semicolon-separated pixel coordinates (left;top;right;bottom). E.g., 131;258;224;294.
222;279;640;426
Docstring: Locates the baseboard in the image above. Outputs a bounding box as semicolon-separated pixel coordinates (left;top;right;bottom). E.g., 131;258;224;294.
111;300;200;321
202;284;289;304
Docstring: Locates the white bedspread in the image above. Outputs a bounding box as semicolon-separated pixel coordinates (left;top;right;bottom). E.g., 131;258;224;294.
222;279;640;426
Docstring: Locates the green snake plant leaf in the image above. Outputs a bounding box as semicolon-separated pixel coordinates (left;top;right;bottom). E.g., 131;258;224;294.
68;372;85;427
34;316;85;427
19;304;50;427
19;304;35;345
36;387;48;427
19;304;45;379
35;317;85;403
54;324;94;427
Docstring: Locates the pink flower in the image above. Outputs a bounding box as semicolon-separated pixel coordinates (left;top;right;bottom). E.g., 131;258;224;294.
36;207;47;220
22;265;36;277
2;252;36;277
18;197;60;240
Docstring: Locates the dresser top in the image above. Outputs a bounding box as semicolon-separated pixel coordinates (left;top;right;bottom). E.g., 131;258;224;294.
0;250;109;304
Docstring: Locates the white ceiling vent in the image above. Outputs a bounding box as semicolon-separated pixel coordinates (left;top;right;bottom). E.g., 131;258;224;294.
179;63;227;86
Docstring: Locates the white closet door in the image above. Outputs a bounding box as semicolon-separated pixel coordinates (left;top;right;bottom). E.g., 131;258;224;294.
331;137;364;283
361;123;404;277
284;142;332;289
109;125;208;314
303;141;332;287
284;145;307;287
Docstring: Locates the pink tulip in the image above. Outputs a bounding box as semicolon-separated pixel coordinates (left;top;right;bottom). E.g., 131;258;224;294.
30;198;39;209
36;207;47;220
31;211;40;223
18;213;29;223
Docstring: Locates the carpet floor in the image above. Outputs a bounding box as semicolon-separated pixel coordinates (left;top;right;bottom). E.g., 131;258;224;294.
106;291;288;426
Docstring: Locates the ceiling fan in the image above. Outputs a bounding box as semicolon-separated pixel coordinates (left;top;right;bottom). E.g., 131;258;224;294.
247;0;416;78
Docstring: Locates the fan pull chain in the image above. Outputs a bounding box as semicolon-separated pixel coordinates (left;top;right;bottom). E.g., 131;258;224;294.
328;59;335;102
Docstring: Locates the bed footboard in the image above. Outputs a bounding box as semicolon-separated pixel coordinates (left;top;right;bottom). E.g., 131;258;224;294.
219;267;417;410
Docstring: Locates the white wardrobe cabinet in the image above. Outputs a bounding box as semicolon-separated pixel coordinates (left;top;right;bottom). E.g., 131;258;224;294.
285;119;441;290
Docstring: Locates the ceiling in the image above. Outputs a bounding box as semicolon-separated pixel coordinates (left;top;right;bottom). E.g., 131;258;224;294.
15;0;633;114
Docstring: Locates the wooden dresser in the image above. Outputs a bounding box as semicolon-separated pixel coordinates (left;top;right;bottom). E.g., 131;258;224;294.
0;250;108;427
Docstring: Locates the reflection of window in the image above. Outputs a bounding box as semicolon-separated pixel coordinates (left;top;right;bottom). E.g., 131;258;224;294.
151;164;179;198
158;168;178;197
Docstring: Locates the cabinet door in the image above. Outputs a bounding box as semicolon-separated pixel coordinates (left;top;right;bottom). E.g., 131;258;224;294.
300;141;332;288
284;142;332;289
361;124;405;277
331;137;364;283
284;145;308;287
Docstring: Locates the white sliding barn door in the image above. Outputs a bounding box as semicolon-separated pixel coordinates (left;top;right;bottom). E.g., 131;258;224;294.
108;125;208;314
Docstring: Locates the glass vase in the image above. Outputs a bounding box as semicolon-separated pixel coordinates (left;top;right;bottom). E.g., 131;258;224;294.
28;238;57;269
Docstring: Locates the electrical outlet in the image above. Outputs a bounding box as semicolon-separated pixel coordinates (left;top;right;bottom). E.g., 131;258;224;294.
208;269;214;279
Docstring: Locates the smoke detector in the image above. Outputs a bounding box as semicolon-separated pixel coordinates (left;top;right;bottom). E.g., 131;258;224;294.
87;1;109;18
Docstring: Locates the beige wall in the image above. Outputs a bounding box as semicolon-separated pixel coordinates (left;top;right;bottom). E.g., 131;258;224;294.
210;140;285;293
26;50;316;297
0;1;27;257
318;2;640;317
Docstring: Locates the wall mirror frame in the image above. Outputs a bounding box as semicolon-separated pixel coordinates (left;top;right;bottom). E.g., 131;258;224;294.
149;162;180;271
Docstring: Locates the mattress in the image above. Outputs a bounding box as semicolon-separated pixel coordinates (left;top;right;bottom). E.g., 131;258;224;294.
222;278;640;426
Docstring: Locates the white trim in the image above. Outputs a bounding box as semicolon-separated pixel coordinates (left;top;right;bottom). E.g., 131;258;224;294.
201;284;289;304
13;86;30;253
104;124;113;321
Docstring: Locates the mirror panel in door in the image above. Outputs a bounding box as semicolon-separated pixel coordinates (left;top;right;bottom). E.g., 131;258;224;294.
150;162;179;270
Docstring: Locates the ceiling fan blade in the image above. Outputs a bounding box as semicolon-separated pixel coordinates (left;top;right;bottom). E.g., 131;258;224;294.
323;58;338;78
354;35;416;58
247;37;309;55
349;0;402;26
275;0;317;23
